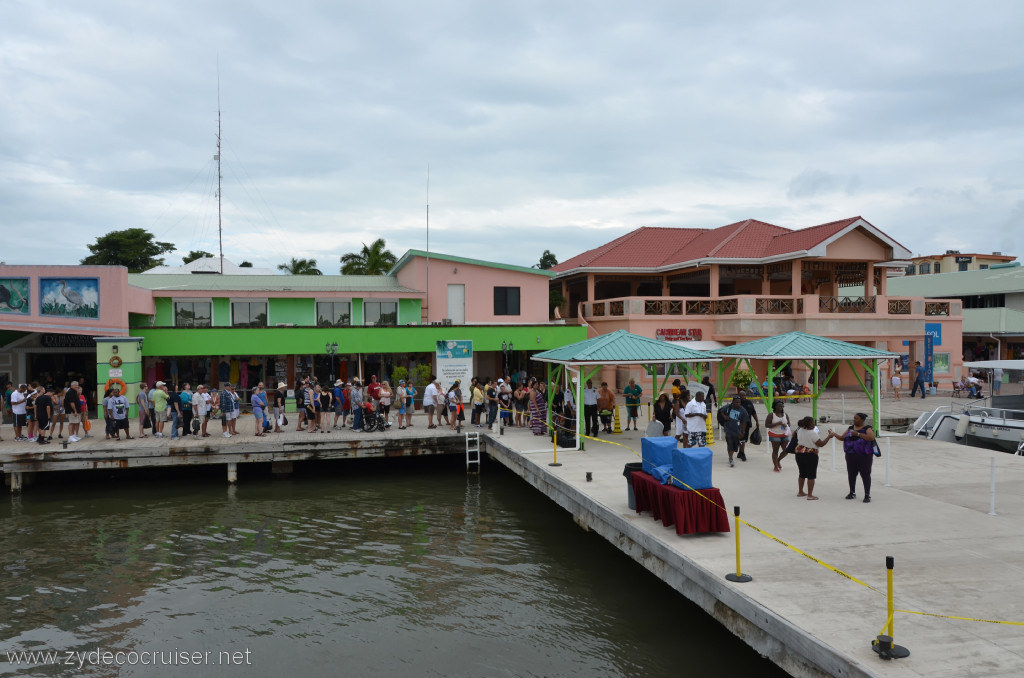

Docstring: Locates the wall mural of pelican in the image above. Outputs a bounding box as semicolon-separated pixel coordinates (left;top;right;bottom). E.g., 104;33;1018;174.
39;277;99;318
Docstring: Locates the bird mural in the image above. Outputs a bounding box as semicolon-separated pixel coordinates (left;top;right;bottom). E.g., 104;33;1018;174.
58;279;85;309
0;283;26;311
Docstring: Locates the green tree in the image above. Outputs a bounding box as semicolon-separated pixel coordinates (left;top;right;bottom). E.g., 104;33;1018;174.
278;257;322;275
239;261;254;268
81;228;176;272
340;238;397;275
549;288;566;317
183;250;214;264
535;249;558;270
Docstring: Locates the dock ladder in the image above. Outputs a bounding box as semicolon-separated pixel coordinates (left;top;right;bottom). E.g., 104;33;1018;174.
465;431;481;474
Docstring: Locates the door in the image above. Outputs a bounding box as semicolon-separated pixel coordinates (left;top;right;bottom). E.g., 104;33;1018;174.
447;284;465;324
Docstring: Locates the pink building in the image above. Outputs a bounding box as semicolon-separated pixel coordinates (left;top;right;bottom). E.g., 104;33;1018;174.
551;217;963;391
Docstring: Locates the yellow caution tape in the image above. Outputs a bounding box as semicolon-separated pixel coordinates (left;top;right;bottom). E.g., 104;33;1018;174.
894;608;1024;627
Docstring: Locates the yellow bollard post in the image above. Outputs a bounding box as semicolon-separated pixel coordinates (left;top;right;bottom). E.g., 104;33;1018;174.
873;556;910;658
724;506;752;582
549;429;562;467
705;409;715;445
613;405;622;434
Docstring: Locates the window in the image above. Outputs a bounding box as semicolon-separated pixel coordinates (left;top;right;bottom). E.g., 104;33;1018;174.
317;301;351;327
231;301;267;327
933;262;941;273
174;301;212;328
904;264;916;275
364;301;397;326
980;264;989;270
933;353;950;374
919;262;931;274
494;287;521;315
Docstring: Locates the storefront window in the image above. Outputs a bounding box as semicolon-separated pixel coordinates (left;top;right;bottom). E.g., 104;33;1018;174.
364;301;397;326
232;301;267;327
174;301;212;328
317;301;351;327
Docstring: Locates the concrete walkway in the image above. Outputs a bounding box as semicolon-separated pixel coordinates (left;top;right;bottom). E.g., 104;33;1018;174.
486;414;1024;677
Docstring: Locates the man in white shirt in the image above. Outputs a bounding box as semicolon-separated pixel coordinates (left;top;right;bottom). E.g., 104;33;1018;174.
583;380;599;437
423;378;439;428
683;392;708;447
993;367;1003;395
10;384;28;441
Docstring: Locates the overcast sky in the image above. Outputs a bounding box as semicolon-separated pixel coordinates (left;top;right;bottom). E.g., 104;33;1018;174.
2;1;1022;272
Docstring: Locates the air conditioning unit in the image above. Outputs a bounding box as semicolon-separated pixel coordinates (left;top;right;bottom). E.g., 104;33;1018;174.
275;323;295;327
442;318;453;326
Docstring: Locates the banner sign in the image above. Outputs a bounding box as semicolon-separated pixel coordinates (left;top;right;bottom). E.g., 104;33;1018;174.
436;340;473;401
924;334;934;383
924;322;942;346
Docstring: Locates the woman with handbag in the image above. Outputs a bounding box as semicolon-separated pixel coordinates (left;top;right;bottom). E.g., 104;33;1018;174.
765;401;791;473
838;412;877;503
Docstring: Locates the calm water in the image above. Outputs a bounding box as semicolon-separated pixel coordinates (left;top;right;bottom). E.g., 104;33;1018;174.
0;459;785;677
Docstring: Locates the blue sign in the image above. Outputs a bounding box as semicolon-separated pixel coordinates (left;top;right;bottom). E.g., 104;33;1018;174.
925;322;942;346
924;334;934;383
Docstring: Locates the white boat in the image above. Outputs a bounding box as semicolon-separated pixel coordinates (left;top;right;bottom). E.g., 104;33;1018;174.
909;360;1024;455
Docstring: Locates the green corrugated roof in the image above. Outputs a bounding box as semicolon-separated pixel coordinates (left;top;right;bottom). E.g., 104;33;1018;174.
711;332;898;360
533;329;720;364
963;307;1024;334
388;249;555;277
887;265;1024;297
128;274;419;294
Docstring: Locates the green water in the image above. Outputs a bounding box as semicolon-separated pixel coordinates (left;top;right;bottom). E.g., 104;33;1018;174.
0;459;785;676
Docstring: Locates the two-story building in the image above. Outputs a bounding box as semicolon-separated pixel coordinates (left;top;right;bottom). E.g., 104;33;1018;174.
0;252;583;412
903;250;1016;276
550;216;963;391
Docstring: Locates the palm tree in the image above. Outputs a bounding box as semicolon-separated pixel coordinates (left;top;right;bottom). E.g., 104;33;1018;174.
277;257;323;275
340;238;397;275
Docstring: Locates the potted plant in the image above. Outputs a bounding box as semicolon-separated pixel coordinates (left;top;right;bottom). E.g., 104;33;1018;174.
391;365;409;387
411;363;432;409
730;368;756;395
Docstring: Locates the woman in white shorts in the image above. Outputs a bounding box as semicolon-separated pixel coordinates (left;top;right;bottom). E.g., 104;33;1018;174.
891;373;901;401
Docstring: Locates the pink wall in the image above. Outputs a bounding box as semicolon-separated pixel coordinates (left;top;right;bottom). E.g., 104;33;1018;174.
824;229;888;259
396;255;552;324
0;265;133;336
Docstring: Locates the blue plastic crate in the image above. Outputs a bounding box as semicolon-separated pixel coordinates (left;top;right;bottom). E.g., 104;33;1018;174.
670;447;713;490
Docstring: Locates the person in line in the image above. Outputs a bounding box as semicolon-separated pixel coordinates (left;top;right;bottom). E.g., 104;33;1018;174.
890;365;902;401
717;396;750;467
168;383;182;440
10;384;28;441
332;380;345;429
583;380;599;437
180;383;194;436
109;385;130;440
485;378;498;430
152;381;169;438
765;401;791;473
447;380;462;431
34;386;53;445
497;378;513;428
366;375;382;413
684;391;708;447
136;382;150;438
839;412;876;503
340;380;352;429
513;382;528;427
319;383;332;433
403;379;416;429
528;378;549;436
910;361;927;399
652;393;673;436
737;394;759;462
423;377;439;429
273;382;287;433
395;379;408;429
622;378;642;431
312;384;325;433
101;386;115;440
597;382;615;434
228;383;241;435
793;416;836;500
379;380;393;428
471;377;485;427
62;380;81;442
251;385;267;437
52;385;66;440
349;379;364;431
194;384;212;438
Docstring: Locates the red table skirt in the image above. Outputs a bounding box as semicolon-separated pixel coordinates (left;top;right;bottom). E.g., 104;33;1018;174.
630;471;730;535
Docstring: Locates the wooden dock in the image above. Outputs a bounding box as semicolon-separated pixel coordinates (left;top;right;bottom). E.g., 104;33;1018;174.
1;424;470;491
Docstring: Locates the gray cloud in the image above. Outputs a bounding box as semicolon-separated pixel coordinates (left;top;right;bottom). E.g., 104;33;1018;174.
1;0;1022;270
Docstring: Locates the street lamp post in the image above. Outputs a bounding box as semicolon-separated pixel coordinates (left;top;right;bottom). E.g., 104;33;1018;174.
325;341;339;382
502;340;514;377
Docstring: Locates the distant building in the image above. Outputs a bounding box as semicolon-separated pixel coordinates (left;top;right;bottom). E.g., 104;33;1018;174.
904;251;1016;276
142;256;276;276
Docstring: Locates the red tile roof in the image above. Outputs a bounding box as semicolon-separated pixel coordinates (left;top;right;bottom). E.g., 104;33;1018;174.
552;216;885;273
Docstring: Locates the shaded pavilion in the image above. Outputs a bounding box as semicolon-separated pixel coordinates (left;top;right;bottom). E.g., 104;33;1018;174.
711;331;898;426
532;330;720;449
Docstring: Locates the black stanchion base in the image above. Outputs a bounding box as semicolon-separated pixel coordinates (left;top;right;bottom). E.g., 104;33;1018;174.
725;573;752;583
872;636;910;659
548;462;563;467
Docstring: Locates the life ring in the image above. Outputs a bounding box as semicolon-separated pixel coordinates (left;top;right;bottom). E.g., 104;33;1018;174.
105;377;128;394
109;355;123;368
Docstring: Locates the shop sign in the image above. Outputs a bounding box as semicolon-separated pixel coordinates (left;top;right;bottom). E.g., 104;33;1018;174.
655;328;702;341
954;256;973;264
108;368;123;378
925;322;942;346
41;334;96;348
